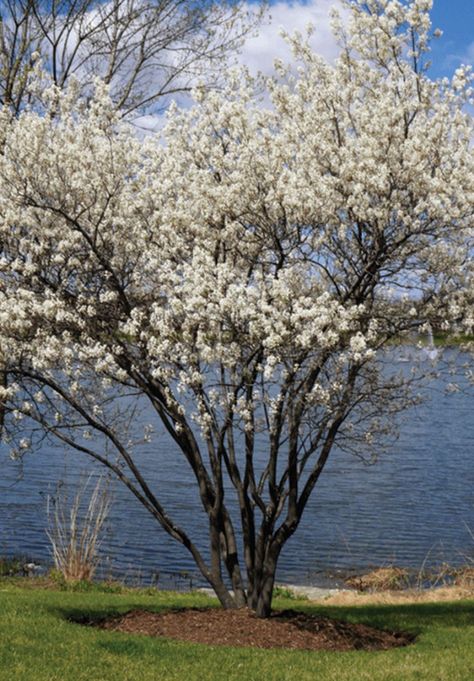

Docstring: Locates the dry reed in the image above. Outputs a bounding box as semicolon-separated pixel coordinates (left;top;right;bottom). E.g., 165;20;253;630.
47;476;110;582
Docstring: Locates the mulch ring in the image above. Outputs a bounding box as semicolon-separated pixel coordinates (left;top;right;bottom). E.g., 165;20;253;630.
78;607;416;651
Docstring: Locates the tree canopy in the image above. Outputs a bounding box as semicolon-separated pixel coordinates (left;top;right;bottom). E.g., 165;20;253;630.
0;0;472;617
0;0;260;116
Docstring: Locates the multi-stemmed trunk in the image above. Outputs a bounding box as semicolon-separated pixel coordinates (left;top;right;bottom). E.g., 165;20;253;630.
205;550;280;618
200;503;290;618
248;550;280;618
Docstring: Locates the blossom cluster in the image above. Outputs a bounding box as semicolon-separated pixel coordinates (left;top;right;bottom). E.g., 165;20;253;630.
0;0;471;455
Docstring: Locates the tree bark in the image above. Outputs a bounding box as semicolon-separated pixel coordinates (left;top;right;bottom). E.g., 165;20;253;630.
246;537;281;618
254;574;276;618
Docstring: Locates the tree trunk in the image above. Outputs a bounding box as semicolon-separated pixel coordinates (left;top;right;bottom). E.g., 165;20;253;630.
0;363;6;437
254;566;277;618
211;578;240;610
249;544;280;618
221;517;247;607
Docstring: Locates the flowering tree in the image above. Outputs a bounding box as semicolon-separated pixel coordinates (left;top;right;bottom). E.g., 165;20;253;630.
0;0;472;617
0;0;261;116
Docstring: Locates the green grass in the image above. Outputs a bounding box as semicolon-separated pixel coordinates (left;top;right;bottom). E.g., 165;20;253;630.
431;332;474;347
1;581;473;681
385;331;474;348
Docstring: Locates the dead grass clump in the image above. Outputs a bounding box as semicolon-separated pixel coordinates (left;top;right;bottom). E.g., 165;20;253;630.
345;567;409;592
452;566;474;587
325;584;474;607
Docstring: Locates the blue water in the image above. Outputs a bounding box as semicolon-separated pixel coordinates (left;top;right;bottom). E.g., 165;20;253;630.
1;354;473;587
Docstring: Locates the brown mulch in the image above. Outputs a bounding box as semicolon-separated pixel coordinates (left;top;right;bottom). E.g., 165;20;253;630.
81;607;416;651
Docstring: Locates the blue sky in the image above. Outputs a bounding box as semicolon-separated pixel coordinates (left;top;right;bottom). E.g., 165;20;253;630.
138;1;472;130
430;0;473;77
240;0;473;79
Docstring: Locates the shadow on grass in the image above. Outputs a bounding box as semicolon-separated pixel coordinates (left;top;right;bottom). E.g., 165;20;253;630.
52;603;163;628
299;599;474;632
52;598;474;647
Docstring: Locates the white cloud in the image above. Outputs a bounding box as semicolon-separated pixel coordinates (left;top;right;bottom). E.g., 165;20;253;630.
130;113;168;139
465;42;474;64
439;40;474;80
239;0;342;77
130;0;344;131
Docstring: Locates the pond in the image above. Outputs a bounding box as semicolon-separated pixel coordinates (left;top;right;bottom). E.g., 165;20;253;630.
1;351;473;588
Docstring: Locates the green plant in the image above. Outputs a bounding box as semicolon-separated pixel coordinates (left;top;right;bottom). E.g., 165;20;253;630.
0;555;23;577
273;585;306;600
62;579;124;593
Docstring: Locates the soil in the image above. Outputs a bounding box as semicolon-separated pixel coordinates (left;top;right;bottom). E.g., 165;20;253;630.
81;607;416;651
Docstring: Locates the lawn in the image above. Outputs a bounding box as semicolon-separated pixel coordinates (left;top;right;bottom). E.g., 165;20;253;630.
0;581;473;681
